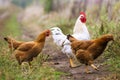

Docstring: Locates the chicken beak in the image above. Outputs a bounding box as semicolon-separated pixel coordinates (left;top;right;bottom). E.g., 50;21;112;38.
47;31;51;37
46;31;51;36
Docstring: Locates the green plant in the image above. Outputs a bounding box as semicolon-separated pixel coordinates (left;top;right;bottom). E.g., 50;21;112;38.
87;4;120;73
43;0;53;13
0;13;65;80
1;14;21;37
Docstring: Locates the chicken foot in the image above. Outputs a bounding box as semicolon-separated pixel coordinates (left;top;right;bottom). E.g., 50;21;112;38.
68;53;81;68
69;58;81;68
69;59;76;67
21;62;32;75
91;64;99;71
85;64;99;73
85;66;92;73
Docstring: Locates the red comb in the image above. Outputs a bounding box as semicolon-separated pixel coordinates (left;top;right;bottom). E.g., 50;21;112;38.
80;12;86;17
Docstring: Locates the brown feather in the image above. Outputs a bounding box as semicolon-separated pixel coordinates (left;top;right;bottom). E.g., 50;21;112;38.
68;34;113;65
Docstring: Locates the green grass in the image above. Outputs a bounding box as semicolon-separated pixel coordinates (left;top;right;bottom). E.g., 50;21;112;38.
87;9;120;73
1;14;21;37
0;49;65;80
0;14;65;80
0;3;120;79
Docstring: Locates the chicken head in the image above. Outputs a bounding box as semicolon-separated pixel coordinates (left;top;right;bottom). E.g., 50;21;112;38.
79;12;86;23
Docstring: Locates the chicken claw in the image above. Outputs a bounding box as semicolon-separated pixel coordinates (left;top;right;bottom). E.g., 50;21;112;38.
86;70;92;74
85;66;92;74
91;64;99;71
21;62;31;75
69;58;80;68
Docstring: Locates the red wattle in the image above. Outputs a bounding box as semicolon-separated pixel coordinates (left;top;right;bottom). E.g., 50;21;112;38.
80;17;86;23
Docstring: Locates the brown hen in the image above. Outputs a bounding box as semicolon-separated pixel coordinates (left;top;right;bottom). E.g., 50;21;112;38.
67;34;113;73
4;30;50;66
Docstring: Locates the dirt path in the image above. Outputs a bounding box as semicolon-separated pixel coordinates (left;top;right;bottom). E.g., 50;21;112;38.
20;23;112;80
19;6;112;79
43;40;111;80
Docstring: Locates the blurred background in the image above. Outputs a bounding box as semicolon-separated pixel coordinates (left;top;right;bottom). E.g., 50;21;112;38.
0;0;120;80
0;0;120;35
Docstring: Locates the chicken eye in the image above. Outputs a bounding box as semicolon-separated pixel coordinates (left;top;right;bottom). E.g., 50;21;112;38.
81;15;84;18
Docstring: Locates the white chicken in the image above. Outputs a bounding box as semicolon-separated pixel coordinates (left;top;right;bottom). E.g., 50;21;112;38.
73;12;90;40
50;12;90;67
51;27;79;67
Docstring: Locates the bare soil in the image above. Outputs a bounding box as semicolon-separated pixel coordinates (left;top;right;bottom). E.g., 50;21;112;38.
0;7;117;80
21;25;112;80
44;39;112;80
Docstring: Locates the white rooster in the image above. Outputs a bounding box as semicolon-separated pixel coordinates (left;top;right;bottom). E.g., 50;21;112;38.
73;12;90;40
50;12;90;67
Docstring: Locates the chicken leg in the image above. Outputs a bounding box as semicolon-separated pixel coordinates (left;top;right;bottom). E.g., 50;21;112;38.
85;66;92;73
66;52;81;68
21;62;32;75
91;64;99;71
69;58;81;68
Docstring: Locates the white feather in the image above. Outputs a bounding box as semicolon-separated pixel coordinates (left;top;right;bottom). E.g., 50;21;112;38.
50;27;73;58
50;15;90;58
73;16;90;40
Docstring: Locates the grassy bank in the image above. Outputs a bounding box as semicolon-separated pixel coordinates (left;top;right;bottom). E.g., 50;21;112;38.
0;14;22;80
0;14;65;80
86;8;120;78
3;14;21;37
